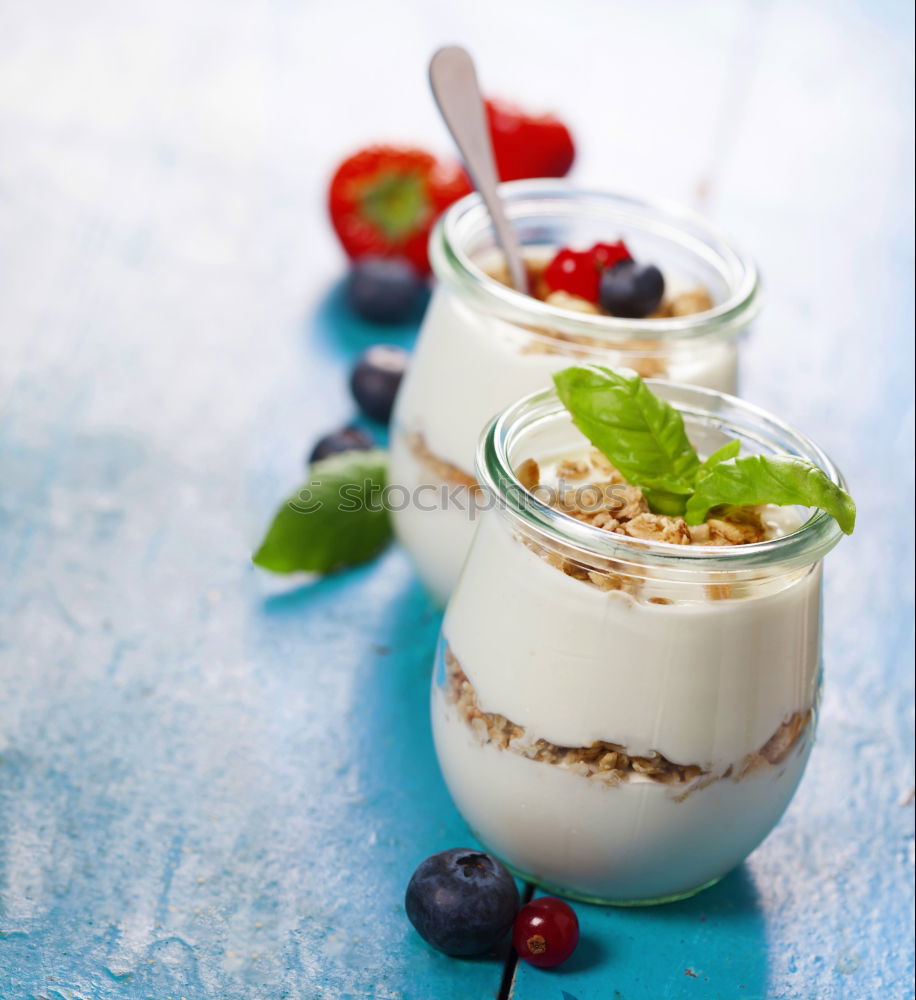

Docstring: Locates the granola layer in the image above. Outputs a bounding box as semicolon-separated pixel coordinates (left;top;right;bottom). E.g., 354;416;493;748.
523;451;769;547
404;431;480;493
517;451;774;602
442;645;810;796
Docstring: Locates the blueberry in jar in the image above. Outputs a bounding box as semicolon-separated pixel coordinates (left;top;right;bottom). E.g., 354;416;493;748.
599;260;665;318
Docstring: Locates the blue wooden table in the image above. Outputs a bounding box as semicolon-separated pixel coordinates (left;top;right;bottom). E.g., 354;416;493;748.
1;1;913;998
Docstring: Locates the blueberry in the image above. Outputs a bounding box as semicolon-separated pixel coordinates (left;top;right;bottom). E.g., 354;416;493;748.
347;256;425;324
599;260;665;318
308;426;374;464
349;344;409;424
405;848;519;956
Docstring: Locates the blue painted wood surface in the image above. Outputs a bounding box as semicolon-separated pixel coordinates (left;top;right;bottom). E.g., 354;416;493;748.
0;1;913;998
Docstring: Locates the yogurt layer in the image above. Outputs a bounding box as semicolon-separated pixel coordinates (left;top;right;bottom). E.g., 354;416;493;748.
443;508;820;766
388;429;481;605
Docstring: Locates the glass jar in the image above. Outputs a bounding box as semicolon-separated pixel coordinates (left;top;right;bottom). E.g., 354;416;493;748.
390;182;761;605
432;383;846;905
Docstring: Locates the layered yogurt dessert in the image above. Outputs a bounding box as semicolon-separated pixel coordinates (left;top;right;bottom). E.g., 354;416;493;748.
390;183;761;604
432;372;853;903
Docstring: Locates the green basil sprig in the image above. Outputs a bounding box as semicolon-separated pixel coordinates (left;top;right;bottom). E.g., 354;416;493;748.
685;454;856;533
553;365;701;516
553;366;855;534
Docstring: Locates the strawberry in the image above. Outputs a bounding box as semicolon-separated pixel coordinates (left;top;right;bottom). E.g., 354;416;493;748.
485;98;575;182
328;146;472;273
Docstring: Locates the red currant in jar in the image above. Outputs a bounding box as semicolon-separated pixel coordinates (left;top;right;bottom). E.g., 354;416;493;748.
512;897;579;968
543;247;600;302
543;241;633;304
591;240;632;272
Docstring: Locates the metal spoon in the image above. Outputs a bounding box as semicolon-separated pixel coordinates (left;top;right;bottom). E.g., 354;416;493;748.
429;45;528;293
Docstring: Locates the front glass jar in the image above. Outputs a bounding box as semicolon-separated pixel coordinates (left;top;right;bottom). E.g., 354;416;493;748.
390;182;761;604
432;383;846;905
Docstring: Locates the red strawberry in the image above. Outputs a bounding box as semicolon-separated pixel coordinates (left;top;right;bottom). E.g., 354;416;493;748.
328;146;472;273
485;98;575;182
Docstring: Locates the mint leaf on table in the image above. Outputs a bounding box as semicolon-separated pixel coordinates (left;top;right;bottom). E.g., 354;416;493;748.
253;449;392;573
553;366;701;496
684;455;856;534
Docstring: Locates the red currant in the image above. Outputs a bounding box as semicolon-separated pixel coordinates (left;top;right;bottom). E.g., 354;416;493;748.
543;241;633;303
512;897;579;968
543;247;599;302
592;240;632;272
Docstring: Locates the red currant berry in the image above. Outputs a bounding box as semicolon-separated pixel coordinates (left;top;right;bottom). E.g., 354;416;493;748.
543;242;633;303
512;897;579;968
543;247;600;302
591;240;632;272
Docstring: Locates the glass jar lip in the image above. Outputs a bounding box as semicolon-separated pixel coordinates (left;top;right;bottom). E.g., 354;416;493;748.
477;381;848;572
431;179;762;345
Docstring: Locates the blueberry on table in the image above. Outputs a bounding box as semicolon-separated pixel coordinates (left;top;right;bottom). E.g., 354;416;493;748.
347;255;425;324
405;849;520;956
349;344;409;424
308;426;374;464
599;260;665;318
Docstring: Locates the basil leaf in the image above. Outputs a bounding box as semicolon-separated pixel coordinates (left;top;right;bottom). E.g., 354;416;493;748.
253;450;392;573
684;455;856;534
696;439;741;480
640;488;689;516
643;441;741;513
553;366;701;495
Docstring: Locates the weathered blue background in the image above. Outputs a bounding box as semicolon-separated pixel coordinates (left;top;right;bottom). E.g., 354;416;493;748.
0;0;913;998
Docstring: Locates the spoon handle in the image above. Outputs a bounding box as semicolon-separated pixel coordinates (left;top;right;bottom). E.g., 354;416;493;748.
429;46;528;293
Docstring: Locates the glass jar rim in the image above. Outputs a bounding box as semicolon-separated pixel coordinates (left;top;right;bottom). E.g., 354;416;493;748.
430;180;762;346
477;381;848;573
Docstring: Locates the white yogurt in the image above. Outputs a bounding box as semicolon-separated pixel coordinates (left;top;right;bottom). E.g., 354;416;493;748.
388;428;482;604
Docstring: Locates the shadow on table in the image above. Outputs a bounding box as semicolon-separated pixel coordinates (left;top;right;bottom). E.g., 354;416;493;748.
293;278;428;452
541;865;768;999
308;277;428;365
251;552;516;994
254;550;391;611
